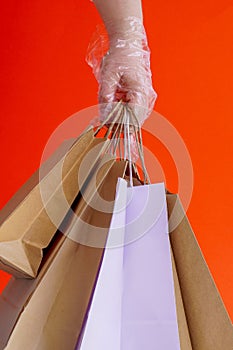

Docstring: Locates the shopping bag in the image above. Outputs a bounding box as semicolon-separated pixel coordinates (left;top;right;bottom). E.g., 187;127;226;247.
78;186;233;350
1;157;128;350
167;194;233;350
78;103;233;350
79;178;181;350
170;249;193;350
0;126;111;278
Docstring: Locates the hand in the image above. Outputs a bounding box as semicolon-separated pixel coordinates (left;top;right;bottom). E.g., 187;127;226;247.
87;17;157;126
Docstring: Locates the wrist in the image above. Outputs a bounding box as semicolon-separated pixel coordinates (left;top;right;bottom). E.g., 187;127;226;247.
107;16;147;50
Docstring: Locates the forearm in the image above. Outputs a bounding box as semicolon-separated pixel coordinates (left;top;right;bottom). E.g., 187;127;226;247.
92;0;143;36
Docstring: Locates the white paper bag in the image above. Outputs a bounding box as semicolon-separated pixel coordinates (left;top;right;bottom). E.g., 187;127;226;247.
79;179;180;350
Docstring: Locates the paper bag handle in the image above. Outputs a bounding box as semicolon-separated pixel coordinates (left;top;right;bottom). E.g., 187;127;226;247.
93;102;150;186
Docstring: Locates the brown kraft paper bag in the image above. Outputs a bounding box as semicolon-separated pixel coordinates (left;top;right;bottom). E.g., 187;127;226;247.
0;127;110;278
171;249;193;350
1;158;127;350
167;193;233;350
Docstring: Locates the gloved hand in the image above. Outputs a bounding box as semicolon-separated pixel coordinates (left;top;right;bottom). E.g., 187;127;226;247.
87;17;157;126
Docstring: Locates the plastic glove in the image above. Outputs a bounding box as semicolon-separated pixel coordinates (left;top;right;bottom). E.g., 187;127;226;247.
86;17;157;126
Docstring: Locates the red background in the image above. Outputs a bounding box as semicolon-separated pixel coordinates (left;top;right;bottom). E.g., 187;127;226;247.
1;0;233;320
